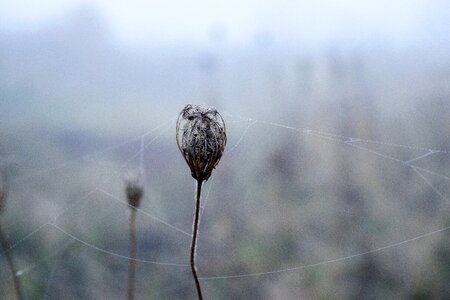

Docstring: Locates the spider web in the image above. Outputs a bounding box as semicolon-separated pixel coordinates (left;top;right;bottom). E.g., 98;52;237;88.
1;108;449;298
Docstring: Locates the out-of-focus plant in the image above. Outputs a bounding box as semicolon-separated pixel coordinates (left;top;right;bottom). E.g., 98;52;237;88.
0;171;24;300
124;171;144;300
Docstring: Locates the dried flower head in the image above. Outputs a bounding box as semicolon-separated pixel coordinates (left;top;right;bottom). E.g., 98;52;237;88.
124;171;144;208
0;172;7;213
176;104;227;181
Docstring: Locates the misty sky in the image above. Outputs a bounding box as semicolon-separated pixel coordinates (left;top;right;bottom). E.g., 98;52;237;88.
2;0;447;48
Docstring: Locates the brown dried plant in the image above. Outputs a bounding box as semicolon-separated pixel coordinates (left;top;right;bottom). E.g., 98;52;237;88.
176;104;227;182
176;104;227;300
0;172;24;300
124;171;144;300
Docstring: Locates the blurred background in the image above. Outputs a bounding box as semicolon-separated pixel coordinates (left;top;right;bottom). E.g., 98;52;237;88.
1;0;450;299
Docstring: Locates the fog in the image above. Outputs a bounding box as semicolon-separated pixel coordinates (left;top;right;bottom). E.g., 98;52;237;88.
1;1;450;299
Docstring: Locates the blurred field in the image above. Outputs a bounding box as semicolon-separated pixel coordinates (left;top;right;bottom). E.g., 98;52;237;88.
1;4;450;300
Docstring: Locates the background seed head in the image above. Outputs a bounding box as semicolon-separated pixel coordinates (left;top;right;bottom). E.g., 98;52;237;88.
176;104;227;181
124;171;144;208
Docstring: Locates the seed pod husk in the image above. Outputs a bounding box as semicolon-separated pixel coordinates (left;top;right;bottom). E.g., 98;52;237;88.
176;104;227;181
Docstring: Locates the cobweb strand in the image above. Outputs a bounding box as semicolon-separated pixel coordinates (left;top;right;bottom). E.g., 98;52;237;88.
199;225;450;280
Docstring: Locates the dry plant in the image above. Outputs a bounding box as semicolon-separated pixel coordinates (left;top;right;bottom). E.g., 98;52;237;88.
124;171;144;300
0;171;24;300
176;104;227;300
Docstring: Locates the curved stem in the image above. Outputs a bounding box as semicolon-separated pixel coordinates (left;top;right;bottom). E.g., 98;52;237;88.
190;179;203;300
127;207;137;300
0;224;24;300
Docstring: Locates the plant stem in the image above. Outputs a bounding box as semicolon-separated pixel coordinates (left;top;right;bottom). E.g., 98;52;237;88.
0;224;24;300
127;207;137;300
190;179;204;300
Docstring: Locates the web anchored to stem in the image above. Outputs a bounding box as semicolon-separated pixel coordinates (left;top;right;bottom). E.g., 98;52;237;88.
1;112;449;295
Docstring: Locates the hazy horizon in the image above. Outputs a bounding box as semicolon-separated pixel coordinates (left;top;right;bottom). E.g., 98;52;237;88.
1;0;449;50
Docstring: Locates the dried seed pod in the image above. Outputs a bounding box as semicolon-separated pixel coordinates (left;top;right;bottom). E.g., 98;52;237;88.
124;172;144;208
0;172;7;213
176;104;227;181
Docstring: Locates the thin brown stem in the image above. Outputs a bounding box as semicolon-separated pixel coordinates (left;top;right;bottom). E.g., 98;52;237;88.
127;207;137;300
0;224;24;300
190;179;203;300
